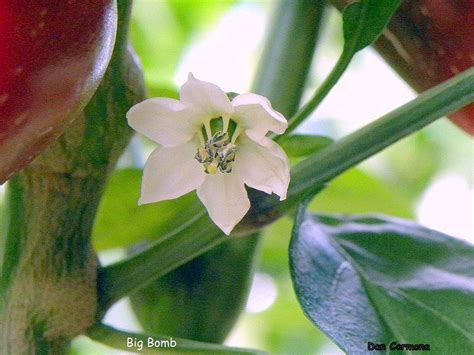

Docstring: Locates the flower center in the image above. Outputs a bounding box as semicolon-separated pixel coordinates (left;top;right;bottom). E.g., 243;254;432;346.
195;118;241;174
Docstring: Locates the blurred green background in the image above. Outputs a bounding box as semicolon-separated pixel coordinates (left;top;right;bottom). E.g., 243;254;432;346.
2;0;467;354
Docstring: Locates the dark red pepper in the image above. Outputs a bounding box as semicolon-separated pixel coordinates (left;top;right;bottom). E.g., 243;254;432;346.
0;0;117;183
330;0;474;135
374;0;474;134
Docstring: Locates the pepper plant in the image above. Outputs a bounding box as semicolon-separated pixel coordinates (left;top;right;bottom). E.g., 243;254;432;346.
1;0;473;354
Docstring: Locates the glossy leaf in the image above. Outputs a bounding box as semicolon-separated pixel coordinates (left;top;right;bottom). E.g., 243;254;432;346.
261;167;413;276
290;208;474;354
342;0;400;53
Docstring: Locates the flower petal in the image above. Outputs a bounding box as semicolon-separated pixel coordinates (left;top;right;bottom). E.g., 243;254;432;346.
232;93;287;141
127;98;196;147
139;141;206;204
234;133;290;200
197;172;250;235
180;73;233;121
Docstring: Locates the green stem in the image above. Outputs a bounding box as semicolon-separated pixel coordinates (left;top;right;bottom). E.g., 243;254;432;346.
284;49;353;134
283;0;381;135
129;234;261;343
98;68;474;314
97;212;226;314
289;67;474;196
253;0;326;117
87;323;266;354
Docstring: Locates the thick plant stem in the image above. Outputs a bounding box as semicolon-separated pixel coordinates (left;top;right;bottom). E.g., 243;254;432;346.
0;0;145;353
1;172;106;354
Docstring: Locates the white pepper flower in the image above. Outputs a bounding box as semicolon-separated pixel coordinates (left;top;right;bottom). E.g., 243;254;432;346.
127;74;290;235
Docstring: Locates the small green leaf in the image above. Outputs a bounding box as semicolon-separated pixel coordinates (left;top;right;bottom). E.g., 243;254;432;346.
279;134;333;158
343;0;401;53
290;208;474;354
92;168;201;251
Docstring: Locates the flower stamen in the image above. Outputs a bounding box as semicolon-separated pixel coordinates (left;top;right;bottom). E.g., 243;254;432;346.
204;121;212;139
198;129;205;146
231;124;243;144
195;129;237;174
222;116;230;132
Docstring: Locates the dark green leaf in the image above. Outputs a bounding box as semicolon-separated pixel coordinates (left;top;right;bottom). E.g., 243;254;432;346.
130;235;260;343
279;134;333;158
343;0;400;53
290;208;474;354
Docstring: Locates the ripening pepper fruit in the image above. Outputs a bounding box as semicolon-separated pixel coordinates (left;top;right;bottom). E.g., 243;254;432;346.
0;0;117;184
331;0;474;135
130;235;260;343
